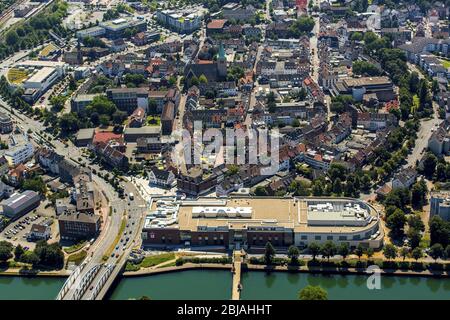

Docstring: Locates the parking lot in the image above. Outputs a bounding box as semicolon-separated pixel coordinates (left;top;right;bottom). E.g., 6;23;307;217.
0;209;58;249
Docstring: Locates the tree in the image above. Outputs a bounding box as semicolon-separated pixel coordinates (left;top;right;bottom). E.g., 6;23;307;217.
407;228;422;249
408;215;425;233
411;180;428;209
99;114;110;126
68;76;77;91
386;209;406;236
198;74;208;84
254;186;268;196
22;176;47;194
311;181;324;196
411;247;423;261
298;285;328;300
344;181;355;197
14;244;24;261
59;113;79;134
366;248;374;260
5;31;19;46
289;16;315;37
34;240;64;269
21;251;39;265
338;243;349;260
352;61;381;76
383;244;398;260
354;244;364;260
308;242;320;260
399;247;409;261
287;245;300;265
86;95;117;117
421;153;437;178
429;215;450;247
49;95;66;112
112;110;127;125
429;243;444;262
332;178;343;195
445;245;450;260
264;242;276;265
409;72;420;93
320;241;336;261
350;32;363;42
0;241;13;262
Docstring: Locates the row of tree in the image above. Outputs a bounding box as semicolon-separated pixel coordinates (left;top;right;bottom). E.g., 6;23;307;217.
0;1;69;60
0;241;64;269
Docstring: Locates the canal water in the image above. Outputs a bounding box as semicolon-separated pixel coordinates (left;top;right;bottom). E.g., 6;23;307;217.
0;276;65;300
1;270;450;300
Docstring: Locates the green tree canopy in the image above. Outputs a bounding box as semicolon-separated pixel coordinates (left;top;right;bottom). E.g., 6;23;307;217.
298;285;328;300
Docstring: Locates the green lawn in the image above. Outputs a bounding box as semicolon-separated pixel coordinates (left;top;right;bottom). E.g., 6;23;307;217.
63;241;86;254
412;95;420;113
67;250;87;266
441;59;450;69
146;116;161;126
125;253;176;271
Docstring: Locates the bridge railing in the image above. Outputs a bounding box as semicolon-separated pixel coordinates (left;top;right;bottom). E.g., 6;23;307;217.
86;264;115;300
56;258;90;300
71;264;102;300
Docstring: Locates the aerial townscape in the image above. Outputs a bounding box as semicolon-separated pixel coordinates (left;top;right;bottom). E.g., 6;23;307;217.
0;0;448;303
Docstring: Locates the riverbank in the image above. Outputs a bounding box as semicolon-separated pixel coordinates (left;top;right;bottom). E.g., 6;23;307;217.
0;268;69;277
122;262;450;278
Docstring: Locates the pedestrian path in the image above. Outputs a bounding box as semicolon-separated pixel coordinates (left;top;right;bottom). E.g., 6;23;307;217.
231;250;243;300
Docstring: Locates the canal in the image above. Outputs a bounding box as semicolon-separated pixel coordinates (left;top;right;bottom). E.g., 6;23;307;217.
1;271;450;300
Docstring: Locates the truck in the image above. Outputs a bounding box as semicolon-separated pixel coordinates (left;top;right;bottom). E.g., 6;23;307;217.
129;192;134;201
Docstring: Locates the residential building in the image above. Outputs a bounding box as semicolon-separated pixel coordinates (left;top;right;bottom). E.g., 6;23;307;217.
148;167;176;188
28;224;50;241
392;167;417;190
106;87;149;113
4;134;34;167
161;101;175;135
128;107;147;128
0;112;13;133
221;3;255;21
428;121;450;156
136;137;162;154
430;191;450;220
155;8;203;34
36;147;63;175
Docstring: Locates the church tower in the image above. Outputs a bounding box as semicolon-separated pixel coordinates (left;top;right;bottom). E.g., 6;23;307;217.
217;43;227;78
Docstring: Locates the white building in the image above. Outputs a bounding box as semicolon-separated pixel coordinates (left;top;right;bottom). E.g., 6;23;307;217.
431;191;450;221
148;167;176;188
23;67;60;93
4;135;34;166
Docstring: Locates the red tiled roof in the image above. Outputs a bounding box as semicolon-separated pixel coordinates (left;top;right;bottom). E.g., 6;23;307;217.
93;131;123;145
197;59;214;64
207;19;227;29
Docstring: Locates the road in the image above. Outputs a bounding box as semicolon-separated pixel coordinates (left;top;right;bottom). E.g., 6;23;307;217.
0;87;147;300
404;63;442;168
310;16;320;84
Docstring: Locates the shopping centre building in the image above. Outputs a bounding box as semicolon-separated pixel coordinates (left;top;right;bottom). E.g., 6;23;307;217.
141;196;383;251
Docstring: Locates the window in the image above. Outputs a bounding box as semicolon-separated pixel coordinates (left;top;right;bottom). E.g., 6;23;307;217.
327;236;333;241
315;235;321;241
339;236;347;241
301;235;307;240
353;235;360;240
